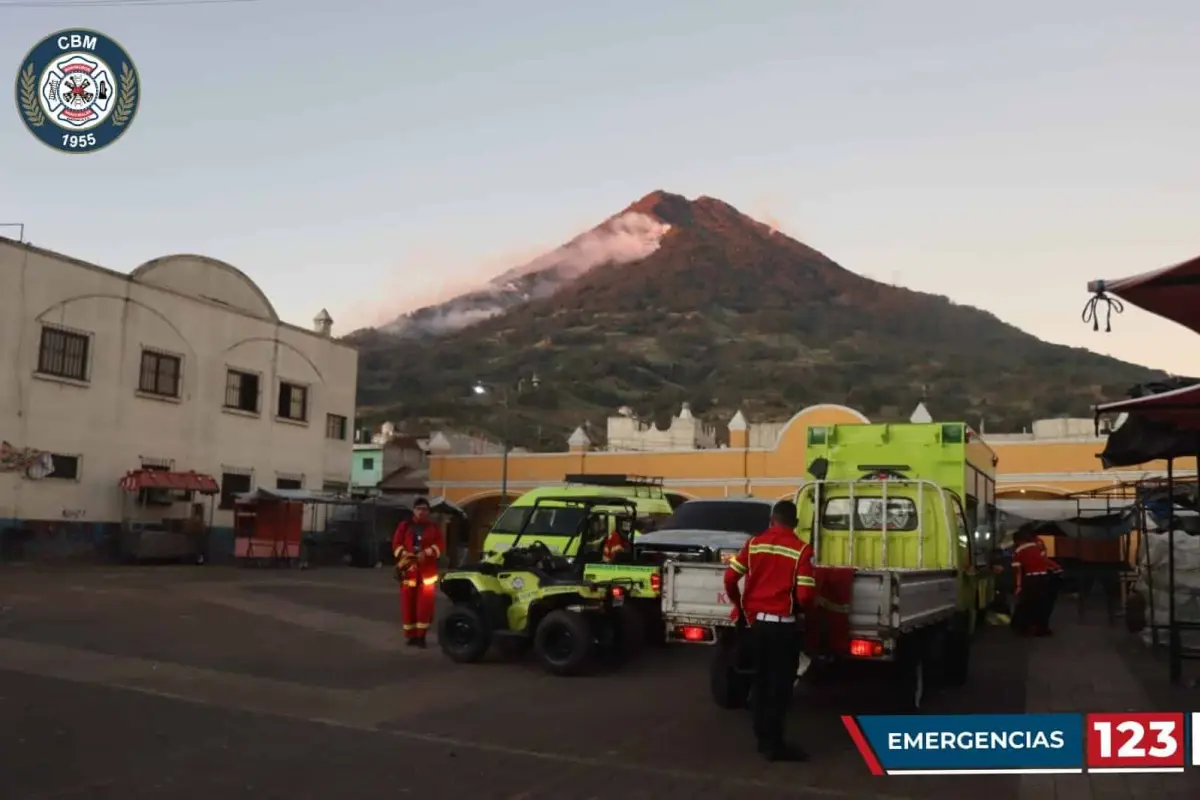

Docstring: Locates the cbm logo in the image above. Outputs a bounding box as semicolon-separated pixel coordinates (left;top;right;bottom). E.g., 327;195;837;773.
15;29;141;154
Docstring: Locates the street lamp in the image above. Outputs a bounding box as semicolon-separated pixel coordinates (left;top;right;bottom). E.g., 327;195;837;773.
472;375;540;503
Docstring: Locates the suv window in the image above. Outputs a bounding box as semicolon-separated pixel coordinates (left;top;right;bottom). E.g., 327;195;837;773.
658;501;771;533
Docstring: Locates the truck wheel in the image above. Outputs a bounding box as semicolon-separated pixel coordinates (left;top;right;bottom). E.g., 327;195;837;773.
533;610;596;676
710;633;751;709
896;635;929;713
439;605;491;663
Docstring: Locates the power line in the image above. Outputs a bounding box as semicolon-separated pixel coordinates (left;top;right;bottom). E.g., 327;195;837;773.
0;0;260;7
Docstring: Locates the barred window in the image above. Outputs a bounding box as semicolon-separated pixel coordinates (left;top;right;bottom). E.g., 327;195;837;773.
224;369;260;413
278;382;308;422
138;350;181;397
37;326;89;381
325;414;347;440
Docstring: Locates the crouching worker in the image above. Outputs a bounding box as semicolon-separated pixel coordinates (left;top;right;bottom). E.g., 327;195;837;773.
723;499;816;762
1010;527;1060;637
392;497;445;648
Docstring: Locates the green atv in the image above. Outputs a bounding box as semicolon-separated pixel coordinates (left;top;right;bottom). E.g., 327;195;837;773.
437;495;659;676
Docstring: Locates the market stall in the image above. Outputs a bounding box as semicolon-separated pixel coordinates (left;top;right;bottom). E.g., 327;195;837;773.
117;469;219;562
1086;254;1200;682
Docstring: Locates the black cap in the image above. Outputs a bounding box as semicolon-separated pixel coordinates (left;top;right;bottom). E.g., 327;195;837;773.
771;499;798;527
413;497;430;509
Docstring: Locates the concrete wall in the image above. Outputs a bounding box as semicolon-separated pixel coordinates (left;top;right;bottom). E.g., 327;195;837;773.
0;238;357;559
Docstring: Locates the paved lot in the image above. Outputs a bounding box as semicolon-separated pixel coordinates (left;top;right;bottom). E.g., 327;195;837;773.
0;565;1195;799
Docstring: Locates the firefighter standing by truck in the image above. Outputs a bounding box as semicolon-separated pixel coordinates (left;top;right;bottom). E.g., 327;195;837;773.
1010;525;1062;636
392;497;445;648
723;499;817;763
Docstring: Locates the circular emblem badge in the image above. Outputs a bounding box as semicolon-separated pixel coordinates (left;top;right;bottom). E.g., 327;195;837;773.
510;577;524;590
14;29;140;154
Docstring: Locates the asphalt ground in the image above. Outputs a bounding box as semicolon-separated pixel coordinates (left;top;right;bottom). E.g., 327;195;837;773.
0;565;1195;800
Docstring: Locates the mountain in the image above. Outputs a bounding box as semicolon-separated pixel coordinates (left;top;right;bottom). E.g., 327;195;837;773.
383;207;671;337
348;191;1162;450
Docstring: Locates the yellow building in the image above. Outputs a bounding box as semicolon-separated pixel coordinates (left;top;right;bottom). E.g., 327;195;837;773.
427;404;1196;556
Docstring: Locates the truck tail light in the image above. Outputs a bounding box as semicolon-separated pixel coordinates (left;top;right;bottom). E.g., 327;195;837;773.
671;624;714;643
848;638;884;658
650;572;661;593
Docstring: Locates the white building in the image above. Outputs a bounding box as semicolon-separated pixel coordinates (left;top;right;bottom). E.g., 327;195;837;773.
0;236;357;559
605;403;718;450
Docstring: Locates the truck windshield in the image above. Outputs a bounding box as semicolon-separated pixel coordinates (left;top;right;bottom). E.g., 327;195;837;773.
823;497;918;531
492;505;587;536
658;501;771;534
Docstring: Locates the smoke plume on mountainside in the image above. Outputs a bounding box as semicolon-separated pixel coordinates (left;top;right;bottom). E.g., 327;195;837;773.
383;212;671;336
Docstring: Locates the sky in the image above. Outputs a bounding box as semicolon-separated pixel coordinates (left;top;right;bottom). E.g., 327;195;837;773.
3;0;1199;374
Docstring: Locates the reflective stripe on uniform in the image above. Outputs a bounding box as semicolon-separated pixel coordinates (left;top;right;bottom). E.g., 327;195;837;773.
796;575;816;587
422;575;439;586
728;557;746;574
748;543;806;560
393;546;404;558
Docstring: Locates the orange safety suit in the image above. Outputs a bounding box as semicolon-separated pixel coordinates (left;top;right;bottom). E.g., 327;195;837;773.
392;518;445;641
723;524;817;619
602;519;635;562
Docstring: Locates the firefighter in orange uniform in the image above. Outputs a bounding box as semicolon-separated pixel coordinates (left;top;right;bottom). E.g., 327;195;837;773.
392;497;445;648
602;516;636;562
724;499;817;762
1010;527;1061;637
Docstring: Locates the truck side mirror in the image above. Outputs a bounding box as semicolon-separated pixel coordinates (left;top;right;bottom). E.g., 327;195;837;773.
807;457;829;481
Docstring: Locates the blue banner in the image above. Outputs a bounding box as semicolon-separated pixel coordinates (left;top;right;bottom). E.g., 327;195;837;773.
848;713;1085;773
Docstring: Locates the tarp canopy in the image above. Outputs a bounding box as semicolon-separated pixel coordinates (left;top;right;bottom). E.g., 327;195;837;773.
1088;254;1200;335
119;469;219;494
1097;382;1200;432
998;499;1133;521
1095;379;1200;466
997;508;1134;541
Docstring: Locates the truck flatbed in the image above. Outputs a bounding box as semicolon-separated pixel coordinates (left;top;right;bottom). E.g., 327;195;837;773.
661;561;958;651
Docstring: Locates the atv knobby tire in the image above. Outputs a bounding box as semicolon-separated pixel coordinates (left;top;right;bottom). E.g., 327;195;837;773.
533;609;596;676
438;604;490;663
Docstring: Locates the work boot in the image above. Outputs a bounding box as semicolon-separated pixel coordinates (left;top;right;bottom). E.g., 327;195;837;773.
414;637;427;649
405;638;419;647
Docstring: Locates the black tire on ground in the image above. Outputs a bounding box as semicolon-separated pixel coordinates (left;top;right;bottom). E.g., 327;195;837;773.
438;604;491;664
710;634;751;709
533;609;597;676
896;634;929;713
942;618;972;688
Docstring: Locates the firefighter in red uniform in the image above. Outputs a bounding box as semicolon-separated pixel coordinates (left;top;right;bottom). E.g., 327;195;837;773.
1010;527;1061;637
723;499;817;762
602;516;635;562
392;497;445;648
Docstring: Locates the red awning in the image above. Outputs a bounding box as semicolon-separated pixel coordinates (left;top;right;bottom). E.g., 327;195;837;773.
1096;383;1200;431
119;469;220;494
1088;254;1200;335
